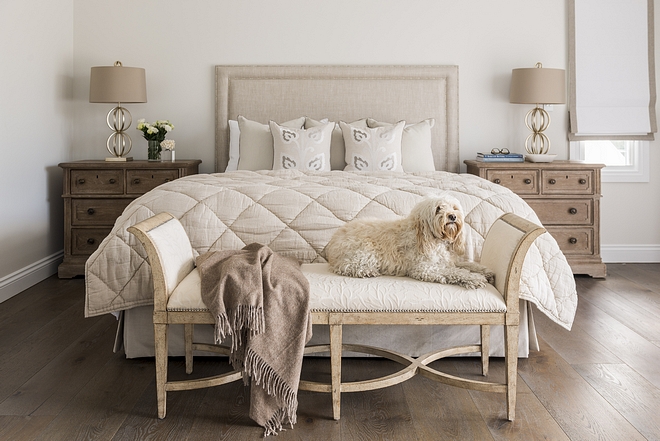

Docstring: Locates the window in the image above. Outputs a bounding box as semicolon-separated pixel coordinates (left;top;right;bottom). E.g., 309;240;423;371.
570;140;649;182
568;0;656;141
568;0;654;183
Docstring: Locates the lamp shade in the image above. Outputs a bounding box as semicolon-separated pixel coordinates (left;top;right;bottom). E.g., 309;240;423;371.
90;62;147;103
509;65;566;104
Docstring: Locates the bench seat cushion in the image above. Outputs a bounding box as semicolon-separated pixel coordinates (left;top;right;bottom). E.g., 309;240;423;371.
167;263;506;313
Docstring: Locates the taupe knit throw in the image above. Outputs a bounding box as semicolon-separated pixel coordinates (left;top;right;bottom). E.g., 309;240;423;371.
197;243;312;436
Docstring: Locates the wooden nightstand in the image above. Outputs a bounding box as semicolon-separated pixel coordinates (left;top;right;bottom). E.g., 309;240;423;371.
464;159;606;278
58;159;202;278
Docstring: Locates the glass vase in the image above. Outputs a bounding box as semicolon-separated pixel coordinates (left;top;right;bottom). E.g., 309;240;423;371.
147;140;162;161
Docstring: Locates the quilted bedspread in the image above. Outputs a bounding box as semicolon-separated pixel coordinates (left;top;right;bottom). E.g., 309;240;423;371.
85;170;577;330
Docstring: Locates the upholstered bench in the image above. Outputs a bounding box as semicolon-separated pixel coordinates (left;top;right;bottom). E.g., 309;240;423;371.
129;212;544;422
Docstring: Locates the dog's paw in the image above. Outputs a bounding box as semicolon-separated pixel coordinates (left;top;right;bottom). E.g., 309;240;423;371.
332;262;380;278
484;270;495;285
455;272;488;290
461;278;487;290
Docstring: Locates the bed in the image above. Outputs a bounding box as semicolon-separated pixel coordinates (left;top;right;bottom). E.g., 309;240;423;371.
84;65;577;359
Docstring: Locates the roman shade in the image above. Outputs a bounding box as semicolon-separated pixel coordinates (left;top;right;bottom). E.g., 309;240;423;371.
568;0;657;140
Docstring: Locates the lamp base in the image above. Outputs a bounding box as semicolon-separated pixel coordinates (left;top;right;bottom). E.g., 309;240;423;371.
105;105;133;158
105;156;133;162
524;106;551;154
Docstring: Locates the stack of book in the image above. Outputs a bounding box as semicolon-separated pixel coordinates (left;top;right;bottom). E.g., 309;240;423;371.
476;152;524;162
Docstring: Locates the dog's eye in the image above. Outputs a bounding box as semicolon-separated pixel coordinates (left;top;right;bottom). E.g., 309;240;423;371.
436;206;442;214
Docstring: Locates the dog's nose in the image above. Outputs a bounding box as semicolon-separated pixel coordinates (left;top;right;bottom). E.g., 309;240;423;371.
448;214;456;222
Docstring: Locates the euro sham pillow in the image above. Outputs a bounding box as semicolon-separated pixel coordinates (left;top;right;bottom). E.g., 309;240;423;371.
269;121;334;171
367;118;436;172
340;120;405;172
236;116;306;170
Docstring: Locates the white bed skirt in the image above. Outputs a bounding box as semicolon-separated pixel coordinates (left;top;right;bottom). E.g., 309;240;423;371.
116;300;538;359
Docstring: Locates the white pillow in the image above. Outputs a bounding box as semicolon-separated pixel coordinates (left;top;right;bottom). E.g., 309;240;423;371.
367;118;436;172
340;120;405;172
237;116;306;170
270;121;334;171
226;119;240;171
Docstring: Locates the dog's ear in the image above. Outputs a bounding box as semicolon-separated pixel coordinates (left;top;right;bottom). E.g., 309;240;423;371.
414;204;435;254
451;228;466;256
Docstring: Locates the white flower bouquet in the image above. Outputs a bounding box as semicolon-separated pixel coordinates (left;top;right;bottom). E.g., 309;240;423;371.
137;119;174;160
136;119;174;142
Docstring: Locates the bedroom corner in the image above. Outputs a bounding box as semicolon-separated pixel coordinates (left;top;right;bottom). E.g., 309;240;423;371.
0;0;73;302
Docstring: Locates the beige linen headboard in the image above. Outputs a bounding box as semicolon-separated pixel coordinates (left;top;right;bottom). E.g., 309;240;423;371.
215;65;459;173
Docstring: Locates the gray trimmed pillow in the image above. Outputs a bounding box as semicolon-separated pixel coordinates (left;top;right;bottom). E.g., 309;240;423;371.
270;121;334;171
340;120;405;172
367;118;436;172
237;116;306;170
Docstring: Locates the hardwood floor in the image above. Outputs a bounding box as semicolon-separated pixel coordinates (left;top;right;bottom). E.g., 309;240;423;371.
1;264;659;440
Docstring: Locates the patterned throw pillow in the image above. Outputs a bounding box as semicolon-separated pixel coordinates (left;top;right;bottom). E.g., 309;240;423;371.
367;118;436;172
237;116;306;170
305;118;368;170
270;121;334;171
340;120;405;171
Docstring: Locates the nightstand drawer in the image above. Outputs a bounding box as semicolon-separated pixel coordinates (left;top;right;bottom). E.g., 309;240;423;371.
72;199;132;226
526;199;593;225
547;227;594;255
485;169;539;194
70;170;124;195
71;228;112;255
541;170;594;195
126;170;178;194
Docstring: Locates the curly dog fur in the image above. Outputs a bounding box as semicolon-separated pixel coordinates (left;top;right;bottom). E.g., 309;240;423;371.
325;196;494;289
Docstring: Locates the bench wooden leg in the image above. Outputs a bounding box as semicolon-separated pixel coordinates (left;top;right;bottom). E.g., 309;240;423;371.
154;323;168;419
481;325;490;376
184;324;193;374
504;324;518;421
330;323;343;421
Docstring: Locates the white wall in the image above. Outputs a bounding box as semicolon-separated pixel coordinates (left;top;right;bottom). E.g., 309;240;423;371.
0;0;657;300
71;0;568;170
0;0;73;301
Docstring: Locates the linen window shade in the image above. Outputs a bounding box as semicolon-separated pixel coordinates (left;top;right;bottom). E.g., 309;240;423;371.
568;0;657;141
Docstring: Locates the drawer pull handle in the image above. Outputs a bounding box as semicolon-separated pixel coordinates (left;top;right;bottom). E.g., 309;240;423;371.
87;238;95;245
494;178;501;184
133;178;141;184
569;237;578;244
549;179;557;185
77;178;85;185
87;208;95;215
569;208;578;215
579;178;587;185
109;178;117;184
524;178;532;184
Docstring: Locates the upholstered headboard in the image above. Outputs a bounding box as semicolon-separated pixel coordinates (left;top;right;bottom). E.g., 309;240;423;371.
215;65;459;173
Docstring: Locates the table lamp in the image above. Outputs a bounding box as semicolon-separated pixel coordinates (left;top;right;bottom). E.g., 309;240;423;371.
510;62;565;155
90;61;147;161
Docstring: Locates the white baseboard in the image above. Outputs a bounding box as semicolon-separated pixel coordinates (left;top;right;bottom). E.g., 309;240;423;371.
0;251;64;303
601;244;660;263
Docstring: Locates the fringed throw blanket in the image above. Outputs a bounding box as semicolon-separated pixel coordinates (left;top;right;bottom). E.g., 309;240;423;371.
197;243;312;436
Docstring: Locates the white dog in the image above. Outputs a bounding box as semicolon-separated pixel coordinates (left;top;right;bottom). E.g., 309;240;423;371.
325;196;494;289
